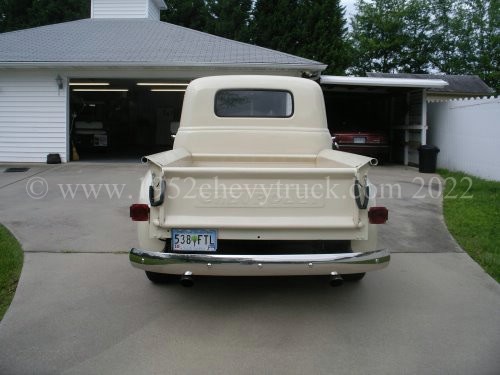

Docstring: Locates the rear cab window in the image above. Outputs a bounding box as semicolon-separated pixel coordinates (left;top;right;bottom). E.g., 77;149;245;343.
215;90;293;118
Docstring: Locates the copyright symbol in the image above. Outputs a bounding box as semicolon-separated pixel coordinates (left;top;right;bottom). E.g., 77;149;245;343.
26;177;48;199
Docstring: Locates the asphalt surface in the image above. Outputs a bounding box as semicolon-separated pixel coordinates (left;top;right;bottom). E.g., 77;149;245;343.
0;163;498;375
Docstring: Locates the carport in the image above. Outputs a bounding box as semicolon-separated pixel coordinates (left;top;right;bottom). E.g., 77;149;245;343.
320;76;447;165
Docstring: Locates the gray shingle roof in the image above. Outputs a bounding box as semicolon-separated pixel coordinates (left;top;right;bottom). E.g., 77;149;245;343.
367;72;494;94
0;18;324;70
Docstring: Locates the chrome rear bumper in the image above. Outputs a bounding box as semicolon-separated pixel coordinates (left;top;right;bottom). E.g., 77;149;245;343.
129;248;390;276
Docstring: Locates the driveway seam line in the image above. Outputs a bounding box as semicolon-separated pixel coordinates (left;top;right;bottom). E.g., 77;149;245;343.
0;164;65;190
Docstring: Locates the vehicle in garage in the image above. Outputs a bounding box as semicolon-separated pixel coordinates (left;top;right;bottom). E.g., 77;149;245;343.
73;120;108;149
333;130;390;162
129;75;390;286
71;100;109;152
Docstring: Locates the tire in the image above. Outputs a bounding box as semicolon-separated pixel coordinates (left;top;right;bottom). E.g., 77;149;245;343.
341;273;366;282
145;271;178;284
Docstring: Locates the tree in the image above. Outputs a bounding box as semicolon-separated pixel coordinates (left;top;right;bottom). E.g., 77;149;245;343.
483;0;500;91
0;0;88;33
161;0;212;32
428;0;462;74
451;0;499;91
399;0;433;73
29;0;89;26
349;0;432;74
0;0;32;32
427;0;498;91
251;0;303;55
251;0;351;74
349;0;499;91
206;0;252;42
296;0;350;74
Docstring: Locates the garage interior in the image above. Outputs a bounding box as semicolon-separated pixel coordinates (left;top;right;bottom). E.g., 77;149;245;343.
322;83;426;165
69;79;188;161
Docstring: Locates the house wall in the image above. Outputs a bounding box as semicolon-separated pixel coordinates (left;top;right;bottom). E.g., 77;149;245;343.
428;97;500;181
147;0;161;20
91;0;161;19
0;71;68;163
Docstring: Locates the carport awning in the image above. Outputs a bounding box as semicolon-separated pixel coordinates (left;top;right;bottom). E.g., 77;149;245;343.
320;76;448;89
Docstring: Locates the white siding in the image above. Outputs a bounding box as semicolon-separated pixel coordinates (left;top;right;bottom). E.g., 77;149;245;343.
148;0;161;20
428;97;500;181
91;0;148;19
0;71;67;163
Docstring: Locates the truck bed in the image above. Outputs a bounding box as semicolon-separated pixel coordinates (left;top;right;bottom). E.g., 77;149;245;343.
144;148;374;241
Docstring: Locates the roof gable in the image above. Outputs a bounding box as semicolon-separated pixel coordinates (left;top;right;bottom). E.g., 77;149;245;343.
0;19;324;71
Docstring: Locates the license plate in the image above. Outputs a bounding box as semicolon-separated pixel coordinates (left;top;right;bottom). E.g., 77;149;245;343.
353;137;366;144
172;229;217;252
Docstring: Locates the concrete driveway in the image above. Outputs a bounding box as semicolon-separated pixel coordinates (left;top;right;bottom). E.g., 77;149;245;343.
0;163;143;252
0;163;499;375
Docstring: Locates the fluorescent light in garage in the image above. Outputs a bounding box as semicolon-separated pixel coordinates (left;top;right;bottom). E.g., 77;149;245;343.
69;82;110;86
72;89;129;92
137;83;188;86
150;89;186;92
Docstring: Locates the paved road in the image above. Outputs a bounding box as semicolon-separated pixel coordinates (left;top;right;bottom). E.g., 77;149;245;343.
0;163;498;375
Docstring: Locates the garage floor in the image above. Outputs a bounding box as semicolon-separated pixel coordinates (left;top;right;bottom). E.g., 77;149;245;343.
0;163;498;375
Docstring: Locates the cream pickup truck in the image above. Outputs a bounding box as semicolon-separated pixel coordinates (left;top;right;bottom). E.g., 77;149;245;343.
129;75;390;287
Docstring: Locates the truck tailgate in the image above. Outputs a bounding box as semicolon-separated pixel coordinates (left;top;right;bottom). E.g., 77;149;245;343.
154;166;365;231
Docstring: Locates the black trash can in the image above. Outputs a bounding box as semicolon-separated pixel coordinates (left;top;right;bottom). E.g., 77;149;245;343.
418;145;440;173
47;153;61;164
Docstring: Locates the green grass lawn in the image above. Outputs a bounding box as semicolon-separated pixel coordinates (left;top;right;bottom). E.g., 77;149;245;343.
0;225;24;320
439;169;500;282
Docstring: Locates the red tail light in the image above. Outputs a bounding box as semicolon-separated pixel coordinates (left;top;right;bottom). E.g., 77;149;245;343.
130;204;149;221
368;206;388;224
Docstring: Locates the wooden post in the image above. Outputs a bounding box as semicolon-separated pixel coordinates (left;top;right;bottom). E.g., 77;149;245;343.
421;89;427;146
404;93;410;166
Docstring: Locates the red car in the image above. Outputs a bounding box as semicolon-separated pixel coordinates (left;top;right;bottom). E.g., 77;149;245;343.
332;131;390;162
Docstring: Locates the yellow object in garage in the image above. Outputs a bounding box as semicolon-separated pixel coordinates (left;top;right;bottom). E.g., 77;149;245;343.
72;142;79;161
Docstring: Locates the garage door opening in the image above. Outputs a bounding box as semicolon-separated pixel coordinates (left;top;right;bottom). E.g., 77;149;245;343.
69;79;188;161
